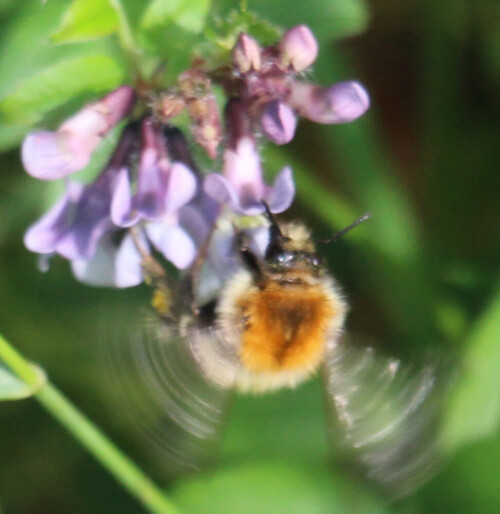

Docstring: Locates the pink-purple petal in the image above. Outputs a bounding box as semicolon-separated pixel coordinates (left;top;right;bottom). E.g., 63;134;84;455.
56;214;113;261
223;137;264;190
21;131;86;180
260;100;297;145
266;166;296;213
204;173;238;206
279;25;318;72
134;161;169;220
110;168;137;227
23;181;84;253
146;222;196;269
164;163;197;214
290;80;370;124
71;232;143;288
322;81;371;123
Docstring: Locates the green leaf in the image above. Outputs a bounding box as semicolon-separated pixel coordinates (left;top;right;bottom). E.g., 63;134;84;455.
213;0;370;44
0;362;46;401
0;0;122;102
171;460;390;514
419;437;500;513
221;380;328;465
0;54;126;124
141;0;210;33
138;0;211;79
51;0;119;44
441;282;500;452
0;123;29;152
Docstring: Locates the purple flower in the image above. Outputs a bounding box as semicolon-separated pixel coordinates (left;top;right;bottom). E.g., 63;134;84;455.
288;80;370;124
24;172;118;261
227;26;370;146
21;85;136;180
111;119;198;269
24;122;140;261
204;136;295;215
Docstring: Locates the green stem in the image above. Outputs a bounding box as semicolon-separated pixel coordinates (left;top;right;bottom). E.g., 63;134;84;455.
0;333;180;514
108;0;142;77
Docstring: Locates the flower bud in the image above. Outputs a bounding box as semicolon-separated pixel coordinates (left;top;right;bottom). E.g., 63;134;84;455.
279;25;318;72
187;93;222;160
259;100;297;145
233;33;261;73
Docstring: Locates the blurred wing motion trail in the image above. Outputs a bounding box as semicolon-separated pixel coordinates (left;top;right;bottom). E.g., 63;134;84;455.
101;308;233;476
323;335;451;500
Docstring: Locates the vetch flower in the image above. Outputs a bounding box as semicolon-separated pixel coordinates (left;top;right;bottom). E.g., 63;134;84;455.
111;119;198;270
21;23;372;290
24;122;139;261
228;26;369;145
24;171;121;261
21;85;136;180
204;99;295;215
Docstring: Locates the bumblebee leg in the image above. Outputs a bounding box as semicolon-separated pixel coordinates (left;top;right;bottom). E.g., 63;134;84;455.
234;231;264;287
129;226;177;321
179;216;220;316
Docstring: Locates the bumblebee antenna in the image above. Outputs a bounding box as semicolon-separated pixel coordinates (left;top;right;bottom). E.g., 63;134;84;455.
262;201;285;239
262;201;289;260
318;213;372;244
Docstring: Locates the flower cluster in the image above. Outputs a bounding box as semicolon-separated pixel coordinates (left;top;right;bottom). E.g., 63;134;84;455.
21;25;369;288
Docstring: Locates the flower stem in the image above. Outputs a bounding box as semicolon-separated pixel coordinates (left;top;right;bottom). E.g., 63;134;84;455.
108;0;142;78
0;332;181;514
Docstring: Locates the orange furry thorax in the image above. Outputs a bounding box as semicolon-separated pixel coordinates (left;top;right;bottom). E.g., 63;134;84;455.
238;279;335;373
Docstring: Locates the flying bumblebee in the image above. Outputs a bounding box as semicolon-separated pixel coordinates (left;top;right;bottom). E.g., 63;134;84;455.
105;208;447;500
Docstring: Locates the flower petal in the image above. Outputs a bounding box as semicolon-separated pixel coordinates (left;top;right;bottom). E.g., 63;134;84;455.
224;137;264;189
204;173;238;206
266;166;296;213
71;232;143;288
21;131;87;180
56;169;118;260
110;167;137;227
146;222;196;270
322;81;371;123
24;181;84;253
289;80;370;124
113;233;145;288
134;157;169;220
164;163;197;214
279;25;318;72
259;100;297;145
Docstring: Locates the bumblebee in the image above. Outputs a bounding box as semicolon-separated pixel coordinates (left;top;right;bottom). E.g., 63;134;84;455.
106;210;447;499
181;216;348;394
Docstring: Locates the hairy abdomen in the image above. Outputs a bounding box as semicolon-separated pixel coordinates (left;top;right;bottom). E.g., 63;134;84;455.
239;282;335;373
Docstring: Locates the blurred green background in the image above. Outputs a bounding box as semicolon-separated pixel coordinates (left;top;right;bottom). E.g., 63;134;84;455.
0;0;499;512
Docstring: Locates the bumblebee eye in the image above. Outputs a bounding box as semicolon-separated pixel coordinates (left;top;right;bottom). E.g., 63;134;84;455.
277;252;294;265
309;254;322;267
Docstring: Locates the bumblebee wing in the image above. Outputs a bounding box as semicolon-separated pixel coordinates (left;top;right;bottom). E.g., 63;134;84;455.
323;335;449;499
101;310;233;477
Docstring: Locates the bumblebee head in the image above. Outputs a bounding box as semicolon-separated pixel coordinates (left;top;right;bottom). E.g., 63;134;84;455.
264;222;322;274
260;204;323;278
